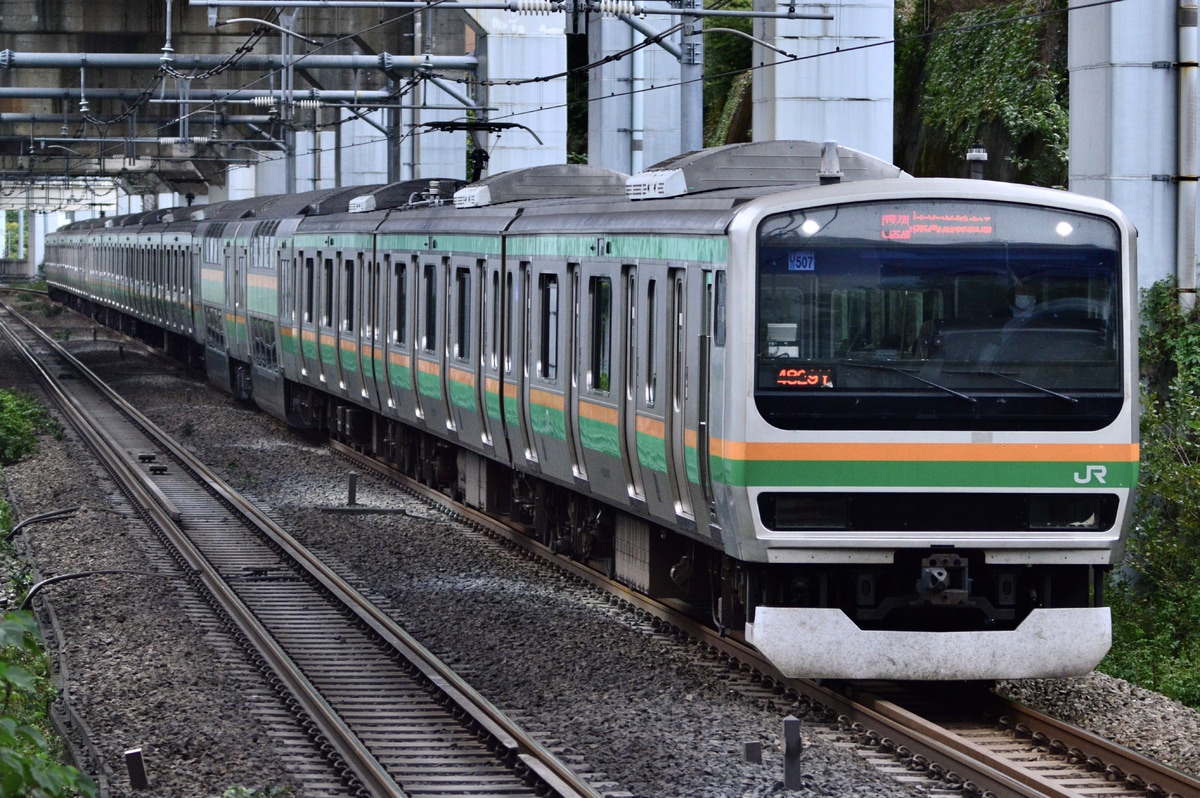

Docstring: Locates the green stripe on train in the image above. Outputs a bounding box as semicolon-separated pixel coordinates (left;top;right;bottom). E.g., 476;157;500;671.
579;416;620;458
387;361;412;388
636;432;668;474
485;389;502;422
417;370;443;400
709;458;1140;490
531;403;566;440
247;284;276;315
292;232;375;250
449;378;476;411
507;235;727;263
372;233;504;255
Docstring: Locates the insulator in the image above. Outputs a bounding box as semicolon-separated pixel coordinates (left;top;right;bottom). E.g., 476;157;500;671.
251;96;277;107
515;0;554;13
596;0;636;16
295;99;323;109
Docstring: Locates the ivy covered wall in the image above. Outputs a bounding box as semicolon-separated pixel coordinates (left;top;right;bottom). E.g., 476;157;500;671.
895;0;1069;185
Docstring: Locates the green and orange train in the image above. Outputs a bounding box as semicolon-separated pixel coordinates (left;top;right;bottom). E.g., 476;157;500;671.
45;141;1139;680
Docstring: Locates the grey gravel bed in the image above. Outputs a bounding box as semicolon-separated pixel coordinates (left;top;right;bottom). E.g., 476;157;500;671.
0;342;303;795
2;307;1199;796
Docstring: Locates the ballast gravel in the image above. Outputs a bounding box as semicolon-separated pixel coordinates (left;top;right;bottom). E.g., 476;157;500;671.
1;299;1199;797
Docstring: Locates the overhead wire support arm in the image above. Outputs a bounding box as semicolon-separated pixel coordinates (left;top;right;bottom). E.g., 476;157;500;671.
193;0;831;20
214;17;324;47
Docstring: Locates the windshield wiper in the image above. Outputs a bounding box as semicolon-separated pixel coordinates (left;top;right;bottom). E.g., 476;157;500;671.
840;361;976;403
967;370;1079;403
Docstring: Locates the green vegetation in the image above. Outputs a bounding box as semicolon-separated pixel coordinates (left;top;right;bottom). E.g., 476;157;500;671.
3;212;29;261
702;0;753;147
1101;280;1200;705
895;0;1068;184
0;391;58;467
0;612;96;798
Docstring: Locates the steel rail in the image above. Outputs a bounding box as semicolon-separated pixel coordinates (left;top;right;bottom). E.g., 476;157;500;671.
329;440;1200;798
1;301;601;798
0;304;409;797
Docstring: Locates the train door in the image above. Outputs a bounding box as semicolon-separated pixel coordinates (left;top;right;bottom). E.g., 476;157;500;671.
359;253;384;413
666;268;693;520
501;261;536;471
481;263;504;455
318;252;342;394
566;264;586;480
335;252;364;401
575;263;632;505
383;254;419;425
527;263;573;475
229;226;250;363
415;258;451;433
622;266;644;501
297;253;323;391
694;271;716;529
635;269;674;523
448;260;485;450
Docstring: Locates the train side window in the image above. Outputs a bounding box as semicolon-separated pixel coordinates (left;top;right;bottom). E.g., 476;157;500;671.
714;270;727;347
393;257;407;345
278;252;289;323
674;279;685;408
304;257;315;323
490;269;500;370
589;275;612;392
322;257;334;327
504;269;519;373
343;258;355;332
422;263;437;352
454;266;471;361
366;256;378;339
538;272;559;381
625;271;637;401
646;279;657;406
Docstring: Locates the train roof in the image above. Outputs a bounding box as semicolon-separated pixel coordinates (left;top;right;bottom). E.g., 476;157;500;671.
453;164;628;208
624;140;908;200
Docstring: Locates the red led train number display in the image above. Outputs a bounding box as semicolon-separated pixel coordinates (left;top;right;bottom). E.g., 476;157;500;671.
880;211;994;241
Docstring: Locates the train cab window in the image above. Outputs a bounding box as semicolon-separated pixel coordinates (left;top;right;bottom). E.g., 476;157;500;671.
589;275;612;392
343;258;355;332
422;263;437;352
322;257;334;327
454;267;471;361
538;273;559;381
304;257;315;323
754;198;1123;431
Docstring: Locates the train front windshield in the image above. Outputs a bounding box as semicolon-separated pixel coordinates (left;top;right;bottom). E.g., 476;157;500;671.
755;199;1123;431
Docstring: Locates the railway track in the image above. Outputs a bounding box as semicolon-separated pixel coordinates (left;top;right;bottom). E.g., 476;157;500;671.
326;438;1200;798
0;300;608;798
7;296;1200;798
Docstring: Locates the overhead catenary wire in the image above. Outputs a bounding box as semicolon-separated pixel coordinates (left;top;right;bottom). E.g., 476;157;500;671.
12;0;1127;185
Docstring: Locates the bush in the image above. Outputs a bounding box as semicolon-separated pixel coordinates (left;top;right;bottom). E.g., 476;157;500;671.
0;391;57;466
0;612;95;798
1100;279;1200;703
